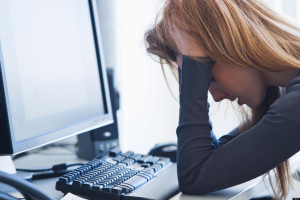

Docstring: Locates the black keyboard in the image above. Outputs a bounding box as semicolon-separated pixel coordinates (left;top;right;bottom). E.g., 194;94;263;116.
55;148;179;200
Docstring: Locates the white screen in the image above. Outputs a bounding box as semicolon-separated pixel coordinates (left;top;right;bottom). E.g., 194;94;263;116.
0;0;106;143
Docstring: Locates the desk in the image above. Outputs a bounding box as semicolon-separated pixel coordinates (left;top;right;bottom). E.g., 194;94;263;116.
172;179;300;200
13;139;300;200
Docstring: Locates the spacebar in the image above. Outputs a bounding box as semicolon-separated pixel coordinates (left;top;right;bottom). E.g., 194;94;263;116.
121;176;147;190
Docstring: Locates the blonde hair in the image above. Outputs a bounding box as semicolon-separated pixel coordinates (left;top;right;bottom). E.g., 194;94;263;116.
145;0;300;199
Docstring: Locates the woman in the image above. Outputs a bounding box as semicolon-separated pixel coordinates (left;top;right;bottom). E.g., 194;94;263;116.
144;0;300;199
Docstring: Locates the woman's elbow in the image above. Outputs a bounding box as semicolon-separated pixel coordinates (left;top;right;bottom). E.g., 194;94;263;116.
178;174;209;195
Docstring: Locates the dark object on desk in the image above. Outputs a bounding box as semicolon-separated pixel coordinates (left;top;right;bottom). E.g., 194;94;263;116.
17;163;83;173
250;196;275;200
0;170;52;200
77;69;120;160
56;148;179;200
148;143;177;162
17;163;84;180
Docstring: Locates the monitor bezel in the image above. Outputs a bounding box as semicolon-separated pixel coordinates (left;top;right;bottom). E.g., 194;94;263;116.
0;0;113;155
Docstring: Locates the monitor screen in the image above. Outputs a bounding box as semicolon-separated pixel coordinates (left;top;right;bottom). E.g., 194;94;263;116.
0;0;113;155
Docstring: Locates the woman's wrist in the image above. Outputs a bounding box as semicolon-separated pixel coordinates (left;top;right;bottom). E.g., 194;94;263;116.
179;55;215;99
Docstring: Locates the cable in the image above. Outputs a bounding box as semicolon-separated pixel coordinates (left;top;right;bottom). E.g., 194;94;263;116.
0;171;52;200
16;163;83;173
16;163;84;180
31;170;70;180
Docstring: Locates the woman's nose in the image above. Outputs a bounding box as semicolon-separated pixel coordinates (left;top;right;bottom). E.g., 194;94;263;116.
209;83;227;102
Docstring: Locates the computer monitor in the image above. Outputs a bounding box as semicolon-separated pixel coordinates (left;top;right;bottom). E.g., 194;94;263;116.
0;0;113;173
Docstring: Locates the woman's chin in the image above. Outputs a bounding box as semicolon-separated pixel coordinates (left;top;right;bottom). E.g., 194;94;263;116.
247;101;263;109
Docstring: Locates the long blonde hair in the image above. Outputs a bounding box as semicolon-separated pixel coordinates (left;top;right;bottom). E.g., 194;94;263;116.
145;0;300;199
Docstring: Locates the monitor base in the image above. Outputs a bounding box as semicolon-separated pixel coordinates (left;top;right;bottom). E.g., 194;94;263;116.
0;156;16;174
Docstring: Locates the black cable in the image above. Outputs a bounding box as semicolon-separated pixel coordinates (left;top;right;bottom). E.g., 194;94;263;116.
31;170;71;180
0;171;52;200
16;163;83;173
16;163;84;181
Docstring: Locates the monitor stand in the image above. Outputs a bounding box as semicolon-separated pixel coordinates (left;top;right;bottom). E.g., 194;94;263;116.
0;156;17;174
0;156;19;193
0;155;32;180
0;156;32;194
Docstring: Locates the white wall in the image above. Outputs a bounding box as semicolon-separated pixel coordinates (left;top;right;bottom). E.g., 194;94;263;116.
116;0;178;153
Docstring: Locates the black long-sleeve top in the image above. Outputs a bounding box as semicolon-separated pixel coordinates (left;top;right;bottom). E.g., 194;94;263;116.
176;55;300;194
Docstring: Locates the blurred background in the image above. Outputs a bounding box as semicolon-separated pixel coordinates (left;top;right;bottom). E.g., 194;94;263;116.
96;0;300;153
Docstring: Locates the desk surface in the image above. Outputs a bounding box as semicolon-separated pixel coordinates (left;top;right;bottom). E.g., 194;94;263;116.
13;140;300;200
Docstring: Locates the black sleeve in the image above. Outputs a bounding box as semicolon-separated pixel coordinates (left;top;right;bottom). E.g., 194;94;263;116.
176;56;300;194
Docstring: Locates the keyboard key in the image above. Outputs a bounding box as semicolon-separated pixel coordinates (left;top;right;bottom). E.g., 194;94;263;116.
110;173;122;181
72;179;84;187
114;168;131;177
123;170;139;178
112;155;126;163
69;172;80;180
116;177;129;183
92;184;104;191
133;167;144;172
104;177;117;184
141;163;151;168
99;171;114;179
142;168;155;174
130;154;142;162
96;163;112;173
82;182;93;189
61;172;79;182
107;165;124;173
58;177;68;184
94;180;109;187
137;170;154;181
74;166;90;175
109;148;122;157
122;175;148;190
149;164;162;172
137;155;152;163
121;158;135;166
122;151;134;158
157;158;171;167
137;173;152;181
118;184;133;194
105;158;118;165
102;184;115;192
86;160;102;169
111;186;123;194
146;157;160;165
